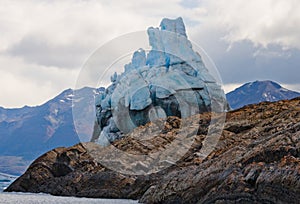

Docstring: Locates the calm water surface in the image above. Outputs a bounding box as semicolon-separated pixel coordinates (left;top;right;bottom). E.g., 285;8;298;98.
0;192;138;204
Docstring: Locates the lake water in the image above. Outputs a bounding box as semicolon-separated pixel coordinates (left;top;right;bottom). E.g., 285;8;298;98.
0;174;16;192
0;175;138;203
0;192;138;204
0;181;12;192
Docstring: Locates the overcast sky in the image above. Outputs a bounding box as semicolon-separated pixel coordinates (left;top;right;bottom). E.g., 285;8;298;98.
0;0;299;108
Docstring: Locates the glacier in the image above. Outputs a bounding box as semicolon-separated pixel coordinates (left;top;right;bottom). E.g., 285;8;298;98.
93;17;227;145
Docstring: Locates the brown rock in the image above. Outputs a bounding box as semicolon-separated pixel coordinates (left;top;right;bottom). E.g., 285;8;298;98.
5;97;300;203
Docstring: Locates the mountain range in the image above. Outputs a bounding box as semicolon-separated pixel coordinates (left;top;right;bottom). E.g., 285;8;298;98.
0;80;299;175
226;80;300;109
0;87;97;175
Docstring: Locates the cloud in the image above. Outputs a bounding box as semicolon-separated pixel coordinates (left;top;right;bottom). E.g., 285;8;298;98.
199;0;300;49
0;0;152;68
192;33;300;86
0;55;78;108
223;83;243;94
0;0;299;107
283;84;300;93
7;35;93;68
186;0;300;86
0;0;199;68
0;0;194;107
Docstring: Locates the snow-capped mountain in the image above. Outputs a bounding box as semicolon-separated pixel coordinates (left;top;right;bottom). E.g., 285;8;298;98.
0;87;97;175
226;80;300;109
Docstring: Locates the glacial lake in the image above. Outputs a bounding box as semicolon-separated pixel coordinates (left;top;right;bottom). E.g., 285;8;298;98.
0;173;138;203
0;192;138;204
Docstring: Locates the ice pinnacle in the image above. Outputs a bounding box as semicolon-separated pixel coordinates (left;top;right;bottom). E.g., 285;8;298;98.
93;17;228;146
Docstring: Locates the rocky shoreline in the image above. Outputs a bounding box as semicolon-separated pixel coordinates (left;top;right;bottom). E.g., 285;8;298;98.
5;98;300;203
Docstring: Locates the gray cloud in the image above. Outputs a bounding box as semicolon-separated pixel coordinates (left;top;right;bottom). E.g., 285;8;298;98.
199;0;300;49
179;0;201;9
7;35;93;68
0;0;300;107
190;27;300;86
218;42;300;85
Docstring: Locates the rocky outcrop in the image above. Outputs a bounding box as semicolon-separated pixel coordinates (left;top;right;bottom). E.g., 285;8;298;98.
5;97;300;203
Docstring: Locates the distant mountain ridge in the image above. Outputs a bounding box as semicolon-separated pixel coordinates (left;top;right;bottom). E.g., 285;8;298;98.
1;81;299;175
0;88;78;159
226;80;300;109
0;87;97;175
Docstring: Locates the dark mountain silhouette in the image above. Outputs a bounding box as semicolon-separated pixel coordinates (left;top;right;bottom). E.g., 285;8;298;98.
226;80;300;109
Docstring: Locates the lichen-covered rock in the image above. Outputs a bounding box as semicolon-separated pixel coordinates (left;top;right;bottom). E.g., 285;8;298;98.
93;17;227;145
